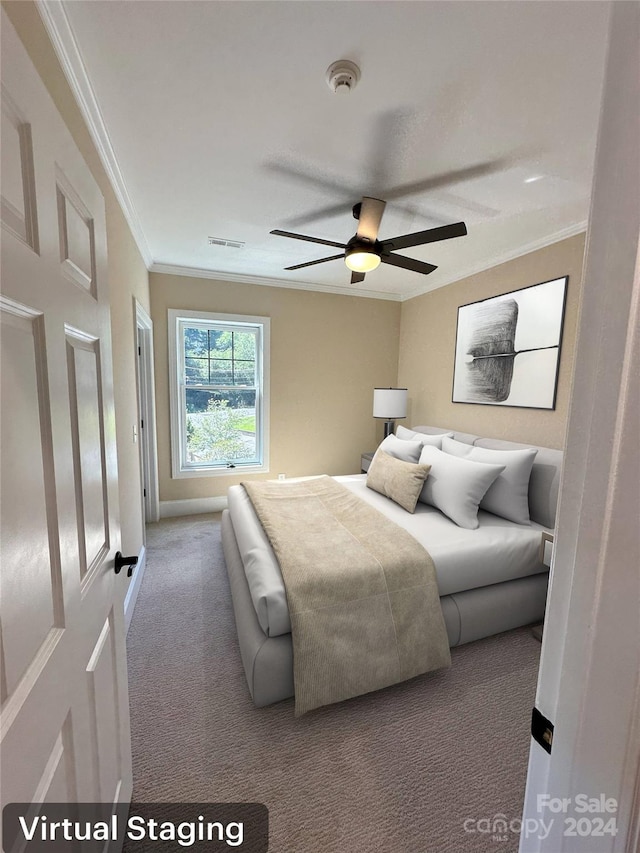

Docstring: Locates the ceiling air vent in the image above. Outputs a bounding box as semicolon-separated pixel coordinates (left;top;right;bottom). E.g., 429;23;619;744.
208;236;245;249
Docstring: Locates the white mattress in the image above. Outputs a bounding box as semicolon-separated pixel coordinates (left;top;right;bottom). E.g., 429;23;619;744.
227;475;548;638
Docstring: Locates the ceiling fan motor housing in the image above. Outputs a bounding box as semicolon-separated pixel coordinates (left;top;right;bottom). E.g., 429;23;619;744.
346;235;381;254
325;60;361;94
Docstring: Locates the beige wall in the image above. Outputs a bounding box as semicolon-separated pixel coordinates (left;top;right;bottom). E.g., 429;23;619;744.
150;273;401;502
398;233;586;449
4;1;151;555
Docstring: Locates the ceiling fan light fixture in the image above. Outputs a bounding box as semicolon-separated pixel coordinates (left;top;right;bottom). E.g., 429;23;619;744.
345;249;381;273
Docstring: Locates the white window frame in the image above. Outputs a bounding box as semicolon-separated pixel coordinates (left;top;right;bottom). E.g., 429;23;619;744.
168;309;270;478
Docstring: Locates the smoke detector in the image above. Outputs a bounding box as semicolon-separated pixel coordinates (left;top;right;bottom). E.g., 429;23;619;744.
325;60;361;95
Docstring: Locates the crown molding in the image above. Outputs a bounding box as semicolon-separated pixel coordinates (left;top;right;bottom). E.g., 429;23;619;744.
149;263;402;301
36;0;153;267
401;220;588;301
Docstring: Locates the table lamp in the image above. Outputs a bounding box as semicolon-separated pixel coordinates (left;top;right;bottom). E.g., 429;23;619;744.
373;388;408;438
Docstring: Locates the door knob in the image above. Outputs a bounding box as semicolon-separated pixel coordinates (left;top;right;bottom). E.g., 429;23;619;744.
114;551;138;577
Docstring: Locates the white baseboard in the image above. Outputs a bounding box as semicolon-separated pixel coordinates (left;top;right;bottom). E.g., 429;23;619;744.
125;544;146;633
159;496;228;519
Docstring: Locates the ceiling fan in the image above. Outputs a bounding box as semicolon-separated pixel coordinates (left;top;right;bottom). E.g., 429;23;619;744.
271;197;467;284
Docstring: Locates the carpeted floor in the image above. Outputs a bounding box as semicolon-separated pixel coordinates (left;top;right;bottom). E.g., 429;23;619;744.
126;513;541;853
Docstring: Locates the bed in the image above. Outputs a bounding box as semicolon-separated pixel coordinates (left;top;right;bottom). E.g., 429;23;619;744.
221;426;562;709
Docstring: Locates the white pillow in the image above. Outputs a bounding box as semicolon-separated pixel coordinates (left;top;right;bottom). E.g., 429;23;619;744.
441;437;538;525
396;425;454;449
376;433;423;463
418;446;505;529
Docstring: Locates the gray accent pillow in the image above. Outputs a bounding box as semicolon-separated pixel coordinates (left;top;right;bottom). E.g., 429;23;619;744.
376;433;423;463
366;451;432;514
418;445;505;529
396;425;454;448
441;436;538;525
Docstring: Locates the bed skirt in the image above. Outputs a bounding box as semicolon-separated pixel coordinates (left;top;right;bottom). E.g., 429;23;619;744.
221;509;548;708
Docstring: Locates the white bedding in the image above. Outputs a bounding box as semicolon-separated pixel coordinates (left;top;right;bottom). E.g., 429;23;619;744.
227;474;548;638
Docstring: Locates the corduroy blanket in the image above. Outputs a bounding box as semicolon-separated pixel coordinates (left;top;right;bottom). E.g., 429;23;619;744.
242;476;451;715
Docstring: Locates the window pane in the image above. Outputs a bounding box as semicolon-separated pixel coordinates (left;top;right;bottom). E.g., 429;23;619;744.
184;327;257;386
233;331;257;360
209;359;235;385
185;357;209;385
233;360;255;384
185;388;257;465
184;327;209;358
209;329;233;358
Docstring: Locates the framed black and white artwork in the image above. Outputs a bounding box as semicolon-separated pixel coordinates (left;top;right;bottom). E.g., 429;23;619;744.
452;276;568;410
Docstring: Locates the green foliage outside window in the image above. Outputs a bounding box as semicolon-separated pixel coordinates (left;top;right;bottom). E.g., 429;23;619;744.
184;327;256;391
186;399;250;463
182;325;258;464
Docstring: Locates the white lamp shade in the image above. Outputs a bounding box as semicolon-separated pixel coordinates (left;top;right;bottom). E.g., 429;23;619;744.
373;388;408;419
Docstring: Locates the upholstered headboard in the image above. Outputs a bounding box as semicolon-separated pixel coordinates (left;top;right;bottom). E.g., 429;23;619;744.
410;425;563;530
411;424;479;446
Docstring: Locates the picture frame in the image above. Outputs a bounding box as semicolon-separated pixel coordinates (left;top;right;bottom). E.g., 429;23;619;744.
452;276;568;410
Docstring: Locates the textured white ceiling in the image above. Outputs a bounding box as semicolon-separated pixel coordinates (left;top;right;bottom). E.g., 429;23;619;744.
58;0;610;299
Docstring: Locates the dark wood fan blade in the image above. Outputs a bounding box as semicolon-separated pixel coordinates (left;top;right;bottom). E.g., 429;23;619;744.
356;197;386;243
351;271;366;284
381;222;467;253
381;254;437;275
284;253;344;271
271;229;346;249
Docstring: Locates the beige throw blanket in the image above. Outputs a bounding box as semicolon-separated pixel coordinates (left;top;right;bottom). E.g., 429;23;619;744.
243;476;451;715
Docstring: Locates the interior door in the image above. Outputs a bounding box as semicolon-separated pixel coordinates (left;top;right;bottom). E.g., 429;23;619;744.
136;326;147;529
0;7;132;825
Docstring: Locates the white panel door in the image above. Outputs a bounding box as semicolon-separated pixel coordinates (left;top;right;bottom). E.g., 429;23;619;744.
0;7;132;823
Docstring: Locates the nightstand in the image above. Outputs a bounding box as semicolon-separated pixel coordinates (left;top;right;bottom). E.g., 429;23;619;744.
540;531;554;567
361;452;375;473
532;531;554;642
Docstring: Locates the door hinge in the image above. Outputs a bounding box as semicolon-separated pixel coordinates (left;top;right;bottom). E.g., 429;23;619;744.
138;346;141;356
141;419;144;429
143;488;146;497
532;706;554;754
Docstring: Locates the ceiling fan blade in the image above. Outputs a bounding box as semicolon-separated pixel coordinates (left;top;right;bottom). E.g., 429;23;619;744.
265;162;358;227
351;271;366;284
271;229;346;250
265;160;357;198
284;253;344;271
381;222;467;253
383;158;512;202
381;254;437;275
356;197;386;243
286;197;451;230
284;201;357;229
270;154;511;229
368;108;413;189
